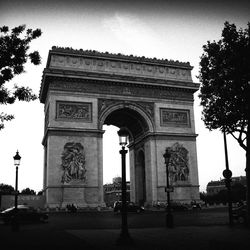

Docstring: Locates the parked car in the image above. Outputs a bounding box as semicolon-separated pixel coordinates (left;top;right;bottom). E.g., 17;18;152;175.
114;201;145;213
0;205;48;224
232;204;247;224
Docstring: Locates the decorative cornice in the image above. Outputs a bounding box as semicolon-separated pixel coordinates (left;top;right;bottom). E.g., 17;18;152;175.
40;76;196;104
42;67;199;88
42;128;104;145
147;132;198;140
128;132;198;148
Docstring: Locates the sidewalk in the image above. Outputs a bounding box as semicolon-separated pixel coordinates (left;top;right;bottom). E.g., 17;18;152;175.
68;226;250;250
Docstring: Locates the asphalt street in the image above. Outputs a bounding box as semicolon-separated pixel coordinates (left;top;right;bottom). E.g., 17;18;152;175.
0;208;249;250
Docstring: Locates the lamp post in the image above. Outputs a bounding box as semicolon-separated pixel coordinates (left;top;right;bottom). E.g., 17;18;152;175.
116;127;132;245
13;150;21;231
222;131;233;227
163;148;174;228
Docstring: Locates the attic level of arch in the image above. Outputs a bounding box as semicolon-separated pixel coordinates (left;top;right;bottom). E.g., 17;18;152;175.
49;46;193;68
39;75;196;104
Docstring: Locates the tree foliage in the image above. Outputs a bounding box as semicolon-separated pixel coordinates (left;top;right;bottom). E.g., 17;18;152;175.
0;25;42;130
0;183;15;194
199;21;250;150
37;190;44;195
20;187;36;195
201;183;246;205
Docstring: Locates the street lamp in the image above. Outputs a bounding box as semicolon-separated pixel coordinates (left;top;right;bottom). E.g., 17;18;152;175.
13;150;21;231
222;132;233;227
116;127;132;245
163;148;174;228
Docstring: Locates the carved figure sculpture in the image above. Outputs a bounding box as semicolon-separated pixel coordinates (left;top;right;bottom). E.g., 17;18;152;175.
167;143;189;182
61;142;86;183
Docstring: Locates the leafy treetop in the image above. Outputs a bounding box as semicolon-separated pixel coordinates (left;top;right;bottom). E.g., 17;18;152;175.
0;24;42;130
199;21;250;151
20;187;36;195
0;183;15;194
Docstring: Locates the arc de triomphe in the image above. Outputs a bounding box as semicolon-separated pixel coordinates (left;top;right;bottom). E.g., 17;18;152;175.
39;46;200;208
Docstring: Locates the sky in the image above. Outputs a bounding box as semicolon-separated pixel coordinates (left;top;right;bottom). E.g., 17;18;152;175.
0;0;249;193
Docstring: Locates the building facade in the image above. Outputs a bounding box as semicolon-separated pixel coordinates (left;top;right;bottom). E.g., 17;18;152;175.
103;177;130;207
40;46;200;208
206;176;246;195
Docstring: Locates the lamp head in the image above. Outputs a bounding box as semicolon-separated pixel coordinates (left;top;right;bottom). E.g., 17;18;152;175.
13;151;21;166
117;127;129;147
163;148;171;165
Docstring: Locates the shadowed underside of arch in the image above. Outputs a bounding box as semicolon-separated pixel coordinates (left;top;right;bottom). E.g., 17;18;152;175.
103;108;150;142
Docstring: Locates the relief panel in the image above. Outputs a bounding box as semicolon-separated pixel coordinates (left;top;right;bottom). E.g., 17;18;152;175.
160;108;190;127
56;101;92;122
61;142;87;184
167;142;189;183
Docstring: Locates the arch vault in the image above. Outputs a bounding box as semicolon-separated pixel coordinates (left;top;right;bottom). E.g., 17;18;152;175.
40;47;200;208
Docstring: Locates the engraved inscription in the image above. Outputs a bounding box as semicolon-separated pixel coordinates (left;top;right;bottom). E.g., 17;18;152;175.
57;101;92;122
160;108;190;127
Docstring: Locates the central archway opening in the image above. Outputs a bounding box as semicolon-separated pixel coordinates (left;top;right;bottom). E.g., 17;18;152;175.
103;125;130;207
102;106;150;206
103;125;130;184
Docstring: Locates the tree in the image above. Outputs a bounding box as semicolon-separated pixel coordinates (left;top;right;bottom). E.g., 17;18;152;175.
231;183;246;202
199;21;250;225
20;188;36;195
37;190;44;195
0;183;15;194
0;25;42;130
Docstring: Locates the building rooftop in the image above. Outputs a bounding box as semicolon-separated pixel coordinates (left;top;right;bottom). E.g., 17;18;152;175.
207;176;246;187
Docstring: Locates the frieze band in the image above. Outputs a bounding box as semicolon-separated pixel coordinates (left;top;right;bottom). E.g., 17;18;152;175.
48;80;194;102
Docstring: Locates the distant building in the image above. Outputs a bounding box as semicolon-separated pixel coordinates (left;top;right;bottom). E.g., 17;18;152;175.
103;177;130;207
206;176;246;195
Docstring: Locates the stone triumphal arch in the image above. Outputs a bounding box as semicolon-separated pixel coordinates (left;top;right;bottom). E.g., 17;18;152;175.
39;46;200;208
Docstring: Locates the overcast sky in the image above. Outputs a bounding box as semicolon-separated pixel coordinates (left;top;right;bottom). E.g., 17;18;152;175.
0;0;249;193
